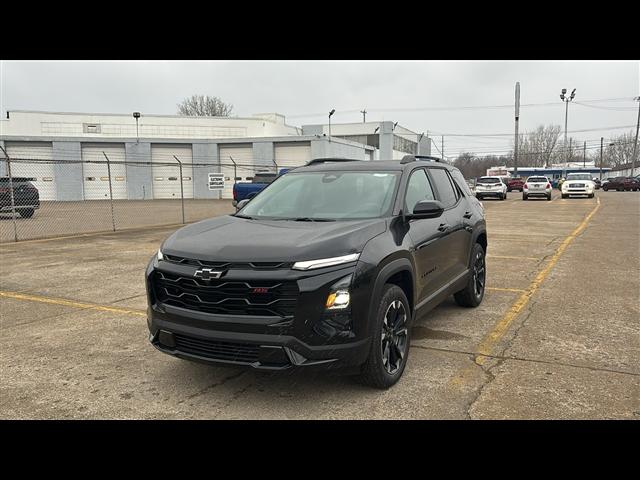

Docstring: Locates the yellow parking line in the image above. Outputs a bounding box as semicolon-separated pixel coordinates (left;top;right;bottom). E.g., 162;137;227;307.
487;255;540;261
0;291;147;317
487;287;527;293
450;197;601;385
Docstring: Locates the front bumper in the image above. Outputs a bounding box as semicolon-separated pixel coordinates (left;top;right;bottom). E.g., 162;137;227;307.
145;256;373;370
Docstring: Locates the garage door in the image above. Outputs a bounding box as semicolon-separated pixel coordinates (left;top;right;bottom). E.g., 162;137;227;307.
81;144;127;200
5;142;56;201
219;145;254;199
274;143;311;170
151;145;193;199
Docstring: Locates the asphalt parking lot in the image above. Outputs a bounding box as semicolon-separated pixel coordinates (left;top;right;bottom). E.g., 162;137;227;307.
1;190;638;419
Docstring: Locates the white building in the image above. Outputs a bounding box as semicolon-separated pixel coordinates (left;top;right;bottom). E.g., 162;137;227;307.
0;110;374;200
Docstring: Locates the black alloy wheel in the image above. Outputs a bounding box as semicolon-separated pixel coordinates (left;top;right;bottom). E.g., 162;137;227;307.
380;300;409;375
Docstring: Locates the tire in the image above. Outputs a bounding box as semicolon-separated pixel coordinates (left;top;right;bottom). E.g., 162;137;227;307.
561;194;568;199
547;194;552;201
19;208;34;218
589;193;594;198
522;194;528;201
500;193;506;201
603;186;608;191
476;195;482;200
454;242;486;308
358;284;411;389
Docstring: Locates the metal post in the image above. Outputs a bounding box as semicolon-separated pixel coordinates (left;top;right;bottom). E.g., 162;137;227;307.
1;146;18;242
632;96;640;176
600;137;603;181
102;152;116;232
564;99;569;156
568;138;572;165
173;155;185;225
229;155;237;187
272;158;279;175
514;82;520;176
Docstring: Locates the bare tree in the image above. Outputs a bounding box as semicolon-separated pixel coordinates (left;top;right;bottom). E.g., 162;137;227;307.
177;95;233;116
513;125;562;167
605;131;636;167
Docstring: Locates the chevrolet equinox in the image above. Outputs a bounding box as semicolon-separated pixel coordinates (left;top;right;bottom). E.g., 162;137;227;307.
146;156;487;388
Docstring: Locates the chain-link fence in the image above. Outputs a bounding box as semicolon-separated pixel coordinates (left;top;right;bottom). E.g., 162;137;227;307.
0;152;272;243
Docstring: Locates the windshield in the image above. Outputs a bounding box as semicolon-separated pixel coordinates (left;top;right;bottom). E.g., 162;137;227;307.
478;177;500;184
567;174;592;181
527;177;548;182
238;171;401;220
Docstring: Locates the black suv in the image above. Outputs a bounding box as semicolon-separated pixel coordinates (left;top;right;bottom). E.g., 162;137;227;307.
0;177;40;218
146;156;487;388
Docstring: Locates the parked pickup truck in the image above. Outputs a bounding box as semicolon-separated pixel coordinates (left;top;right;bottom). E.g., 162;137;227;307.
232;169;289;208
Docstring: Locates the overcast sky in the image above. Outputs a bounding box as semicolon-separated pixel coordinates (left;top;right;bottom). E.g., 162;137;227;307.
1;60;638;157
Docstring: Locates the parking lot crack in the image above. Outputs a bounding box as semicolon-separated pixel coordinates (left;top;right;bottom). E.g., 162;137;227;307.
185;370;247;401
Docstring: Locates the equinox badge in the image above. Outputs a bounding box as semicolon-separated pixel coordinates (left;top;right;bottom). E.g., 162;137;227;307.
194;268;224;280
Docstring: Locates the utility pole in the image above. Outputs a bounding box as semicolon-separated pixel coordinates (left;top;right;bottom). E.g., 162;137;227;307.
600;137;604;181
583;140;586;168
441;136;444;162
632;96;640;176
360;109;367;123
514;82;520;177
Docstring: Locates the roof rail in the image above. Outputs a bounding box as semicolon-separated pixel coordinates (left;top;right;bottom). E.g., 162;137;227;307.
400;154;442;164
306;158;362;166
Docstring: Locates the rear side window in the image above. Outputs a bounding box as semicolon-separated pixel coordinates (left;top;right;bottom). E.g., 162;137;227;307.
450;170;473;197
404;169;435;213
429;168;458;209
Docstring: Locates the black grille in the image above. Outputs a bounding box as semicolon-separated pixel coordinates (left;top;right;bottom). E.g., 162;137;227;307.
153;270;298;317
173;334;260;363
163;254;291;270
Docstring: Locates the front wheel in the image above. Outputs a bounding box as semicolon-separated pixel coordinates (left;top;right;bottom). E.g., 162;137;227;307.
454;242;486;308
523;194;528;201
358;284;411;389
547;194;552;201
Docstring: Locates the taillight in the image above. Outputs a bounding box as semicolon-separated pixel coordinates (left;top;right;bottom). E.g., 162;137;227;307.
523;184;528;189
232;184;237;200
546;183;551;188
0;187;9;194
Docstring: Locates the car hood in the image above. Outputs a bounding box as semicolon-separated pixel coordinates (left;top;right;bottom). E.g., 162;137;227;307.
161;215;388;262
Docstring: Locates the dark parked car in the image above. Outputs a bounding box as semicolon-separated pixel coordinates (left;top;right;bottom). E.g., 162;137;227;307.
146;156;488;388
0;177;40;218
602;176;640;191
232;169;290;208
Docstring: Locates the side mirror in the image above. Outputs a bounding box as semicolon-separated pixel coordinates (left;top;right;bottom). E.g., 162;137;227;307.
236;198;251;211
409;200;444;219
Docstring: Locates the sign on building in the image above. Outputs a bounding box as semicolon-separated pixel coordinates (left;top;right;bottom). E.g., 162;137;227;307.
208;173;225;190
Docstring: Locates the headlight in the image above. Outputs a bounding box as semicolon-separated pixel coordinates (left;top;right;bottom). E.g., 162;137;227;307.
325;274;352;310
293;253;360;270
156;249;164;261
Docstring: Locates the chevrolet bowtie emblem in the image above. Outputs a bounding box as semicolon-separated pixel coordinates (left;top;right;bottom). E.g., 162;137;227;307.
194;268;224;280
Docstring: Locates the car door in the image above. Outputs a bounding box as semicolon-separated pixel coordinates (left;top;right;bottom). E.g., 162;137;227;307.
404;168;450;304
427;167;472;281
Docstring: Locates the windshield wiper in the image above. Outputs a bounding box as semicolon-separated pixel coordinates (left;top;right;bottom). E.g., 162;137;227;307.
234;214;254;219
293;217;335;222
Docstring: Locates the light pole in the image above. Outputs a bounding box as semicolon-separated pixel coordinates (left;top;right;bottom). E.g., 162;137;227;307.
328;109;335;142
560;88;576;163
514;82;520;176
133;111;141;143
360;109;367;123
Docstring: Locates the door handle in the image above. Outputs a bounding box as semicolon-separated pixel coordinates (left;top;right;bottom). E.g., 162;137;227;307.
463;211;472;219
437;223;450;232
